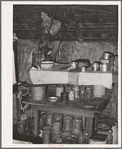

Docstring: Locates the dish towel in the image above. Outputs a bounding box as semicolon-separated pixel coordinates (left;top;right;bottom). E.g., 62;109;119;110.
30;67;69;84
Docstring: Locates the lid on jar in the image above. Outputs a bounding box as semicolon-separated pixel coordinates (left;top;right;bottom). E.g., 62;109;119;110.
96;122;112;130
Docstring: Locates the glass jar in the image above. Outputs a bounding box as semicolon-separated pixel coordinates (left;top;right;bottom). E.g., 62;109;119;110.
72;118;83;135
96;122;113;144
86;86;92;99
63;115;73;132
80;90;86;100
83;131;89;144
78;131;84;144
39;116;45;130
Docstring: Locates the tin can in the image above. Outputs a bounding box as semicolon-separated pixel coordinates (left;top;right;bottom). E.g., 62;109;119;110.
42;129;51;144
53;121;62;134
81;66;87;72
72;119;83;135
100;63;109;72
56;85;64;97
68;90;75;101
63;115;73;132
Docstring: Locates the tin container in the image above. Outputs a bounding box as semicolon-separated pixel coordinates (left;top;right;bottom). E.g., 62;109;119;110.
53;121;62;134
81;66;87;72
72;119;83;135
61;92;68;103
63;115;73;132
92;62;100;71
42;129;51;144
56;85;64;97
100;63;109;72
68;90;75;101
96;122;113;144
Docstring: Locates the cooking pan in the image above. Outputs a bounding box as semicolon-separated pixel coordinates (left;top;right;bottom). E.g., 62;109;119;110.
73;59;90;68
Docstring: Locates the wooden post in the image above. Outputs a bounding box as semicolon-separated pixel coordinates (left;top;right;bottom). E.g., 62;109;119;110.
88;118;93;138
33;109;39;137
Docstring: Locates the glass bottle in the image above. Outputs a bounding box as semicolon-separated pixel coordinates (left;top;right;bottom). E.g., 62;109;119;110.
86;86;92;99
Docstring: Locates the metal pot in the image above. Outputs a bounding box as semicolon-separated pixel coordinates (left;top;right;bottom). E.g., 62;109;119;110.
74;59;90;68
100;63;109;72
40;61;54;69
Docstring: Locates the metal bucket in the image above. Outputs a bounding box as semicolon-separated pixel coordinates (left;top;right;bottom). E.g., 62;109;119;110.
31;85;46;101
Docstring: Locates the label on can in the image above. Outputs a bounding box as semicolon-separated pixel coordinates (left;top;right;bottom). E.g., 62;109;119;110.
68;90;75;101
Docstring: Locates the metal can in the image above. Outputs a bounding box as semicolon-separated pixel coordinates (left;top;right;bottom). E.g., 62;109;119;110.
81;66;87;72
53;121;62;134
72;119;83;135
63;115;73;132
56;85;64;97
100;63;109;72
42;129;51;144
68;90;75;101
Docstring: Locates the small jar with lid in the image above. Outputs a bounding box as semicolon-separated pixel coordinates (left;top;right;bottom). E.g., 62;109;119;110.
96;122;113;144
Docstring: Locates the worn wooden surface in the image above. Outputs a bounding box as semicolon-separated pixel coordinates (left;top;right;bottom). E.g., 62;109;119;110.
23;95;111;137
23;95;111;115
